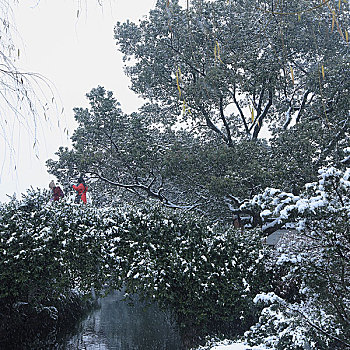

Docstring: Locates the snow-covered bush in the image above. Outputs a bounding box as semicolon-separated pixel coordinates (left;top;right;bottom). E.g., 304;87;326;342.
0;189;272;347
243;166;350;349
109;208;271;344
0;189;110;346
0;189;108;303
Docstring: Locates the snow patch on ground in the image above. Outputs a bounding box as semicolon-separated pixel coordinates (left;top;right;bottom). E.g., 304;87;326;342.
210;342;272;350
195;340;273;350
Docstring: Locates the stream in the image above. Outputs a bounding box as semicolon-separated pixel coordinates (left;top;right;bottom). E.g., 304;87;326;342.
62;290;183;350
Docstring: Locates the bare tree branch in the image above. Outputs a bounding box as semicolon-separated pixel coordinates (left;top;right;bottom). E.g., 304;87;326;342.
90;170;204;211
295;89;310;124
200;105;230;144
252;86;273;139
219;96;233;147
231;85;250;136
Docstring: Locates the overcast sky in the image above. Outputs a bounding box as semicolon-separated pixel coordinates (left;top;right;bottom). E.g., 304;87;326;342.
0;0;160;202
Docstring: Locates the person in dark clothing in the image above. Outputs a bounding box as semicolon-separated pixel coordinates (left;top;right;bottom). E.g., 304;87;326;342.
233;214;244;231
73;177;88;204
49;180;64;201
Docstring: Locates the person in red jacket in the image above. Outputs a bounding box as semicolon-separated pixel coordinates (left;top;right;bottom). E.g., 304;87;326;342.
49;180;64;201
73;177;88;204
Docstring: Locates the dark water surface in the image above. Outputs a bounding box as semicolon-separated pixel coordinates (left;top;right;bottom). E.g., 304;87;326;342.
63;291;182;350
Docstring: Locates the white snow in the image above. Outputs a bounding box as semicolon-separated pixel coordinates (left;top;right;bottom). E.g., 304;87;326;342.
253;292;283;304
260;209;272;218
211;344;250;350
210;342;272;350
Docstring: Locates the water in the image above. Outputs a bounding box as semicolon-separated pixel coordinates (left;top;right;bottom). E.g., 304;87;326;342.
63;291;183;350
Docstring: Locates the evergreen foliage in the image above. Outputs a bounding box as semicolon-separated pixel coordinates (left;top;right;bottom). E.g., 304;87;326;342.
114;0;349;143
47;86;348;222
48;0;349;219
242;165;350;349
0;189;270;347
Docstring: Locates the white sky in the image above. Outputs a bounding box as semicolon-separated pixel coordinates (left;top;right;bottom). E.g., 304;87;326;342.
0;0;160;202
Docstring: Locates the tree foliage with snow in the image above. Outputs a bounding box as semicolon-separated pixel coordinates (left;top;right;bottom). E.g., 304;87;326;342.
0;189;272;347
48;0;349;221
46;86;275;217
242;164;350;349
115;0;349;144
40;1;350;346
0;189;109;346
47;85;349;224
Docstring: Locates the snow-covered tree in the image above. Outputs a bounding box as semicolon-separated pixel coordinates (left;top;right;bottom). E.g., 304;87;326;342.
115;0;349;144
243;162;350;349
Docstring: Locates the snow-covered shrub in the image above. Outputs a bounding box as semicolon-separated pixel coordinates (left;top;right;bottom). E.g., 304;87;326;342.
0;189;272;347
246;291;345;350
101;205;271;345
243;166;350;350
0;189;108;303
0;189;110;346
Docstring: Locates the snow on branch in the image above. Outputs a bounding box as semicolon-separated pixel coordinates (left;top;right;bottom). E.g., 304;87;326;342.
90;171;204;211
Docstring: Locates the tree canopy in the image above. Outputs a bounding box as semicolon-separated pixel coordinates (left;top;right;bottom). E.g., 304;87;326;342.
114;0;349;144
47;0;350;221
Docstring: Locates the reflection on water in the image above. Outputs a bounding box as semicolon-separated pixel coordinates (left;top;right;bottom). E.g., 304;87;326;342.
64;291;182;350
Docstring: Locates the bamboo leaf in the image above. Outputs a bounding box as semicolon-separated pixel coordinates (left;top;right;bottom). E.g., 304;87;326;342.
214;41;223;63
321;64;325;79
178;67;182;80
290;65;294;85
218;41;224;63
346;30;349;42
331;11;335;32
251;107;254;123
336;21;344;40
176;69;181;98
